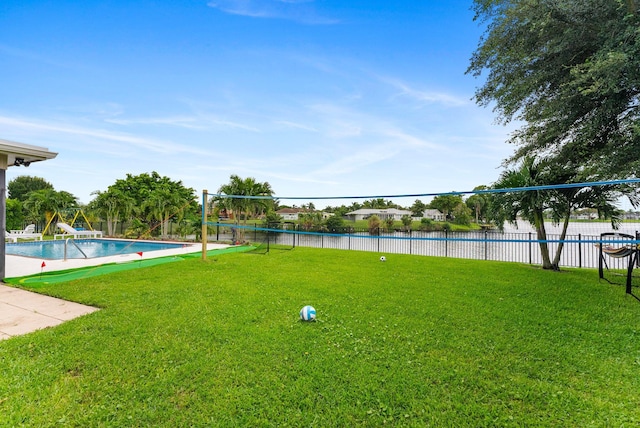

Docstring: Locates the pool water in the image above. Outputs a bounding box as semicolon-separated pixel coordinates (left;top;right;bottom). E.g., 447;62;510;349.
6;239;187;260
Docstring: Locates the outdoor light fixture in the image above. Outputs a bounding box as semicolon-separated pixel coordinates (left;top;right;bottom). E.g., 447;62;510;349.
13;158;30;167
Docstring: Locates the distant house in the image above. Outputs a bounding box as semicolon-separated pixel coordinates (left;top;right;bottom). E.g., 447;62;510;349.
422;209;445;222
346;208;412;221
276;208;306;221
623;211;640;220
573;213;597;220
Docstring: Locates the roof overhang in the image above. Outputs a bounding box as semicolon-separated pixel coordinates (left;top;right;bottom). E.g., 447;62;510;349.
0;139;58;169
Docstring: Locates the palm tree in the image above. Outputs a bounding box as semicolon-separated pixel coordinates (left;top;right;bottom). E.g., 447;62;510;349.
24;189;78;233
466;186;489;224
490;157;624;270
142;186;183;237
90;189;135;236
217;175;274;240
491;156;564;269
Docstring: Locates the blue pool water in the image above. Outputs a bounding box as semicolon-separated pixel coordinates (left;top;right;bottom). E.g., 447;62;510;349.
6;239;187;259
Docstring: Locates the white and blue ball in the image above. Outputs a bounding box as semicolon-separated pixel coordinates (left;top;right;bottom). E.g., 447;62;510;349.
380;256;386;262
300;305;316;321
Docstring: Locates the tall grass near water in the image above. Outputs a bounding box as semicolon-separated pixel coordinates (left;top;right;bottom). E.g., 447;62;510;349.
1;248;639;426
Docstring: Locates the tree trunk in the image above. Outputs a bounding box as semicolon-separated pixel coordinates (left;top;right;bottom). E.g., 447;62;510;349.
552;213;571;269
534;210;554;270
106;217;114;236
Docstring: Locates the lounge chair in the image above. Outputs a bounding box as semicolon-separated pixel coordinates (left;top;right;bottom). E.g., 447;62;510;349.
6;224;43;242
54;222;103;240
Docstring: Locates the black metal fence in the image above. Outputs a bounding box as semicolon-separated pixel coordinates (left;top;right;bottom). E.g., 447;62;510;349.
210;225;639;270
34;219;637;270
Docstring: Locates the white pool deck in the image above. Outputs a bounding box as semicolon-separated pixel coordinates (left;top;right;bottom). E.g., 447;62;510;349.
1;241;230;341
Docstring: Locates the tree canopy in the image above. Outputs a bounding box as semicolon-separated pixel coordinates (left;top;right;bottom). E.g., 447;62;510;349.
92;172;197;237
216;175;275;239
468;0;640;178
8;175;54;202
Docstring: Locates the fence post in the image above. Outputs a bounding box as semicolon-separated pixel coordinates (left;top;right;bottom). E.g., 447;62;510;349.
445;229;448;257
578;233;582;268
409;229;412;255
528;232;532;265
484;229;488;260
201;189;208;260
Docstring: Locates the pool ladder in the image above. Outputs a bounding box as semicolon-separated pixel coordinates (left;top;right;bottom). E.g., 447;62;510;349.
64;238;88;260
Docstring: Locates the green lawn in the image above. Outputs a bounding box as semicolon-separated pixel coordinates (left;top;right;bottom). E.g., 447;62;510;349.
1;248;639;426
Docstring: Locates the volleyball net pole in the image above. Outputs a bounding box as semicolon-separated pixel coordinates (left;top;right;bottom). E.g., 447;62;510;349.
202;189;208;260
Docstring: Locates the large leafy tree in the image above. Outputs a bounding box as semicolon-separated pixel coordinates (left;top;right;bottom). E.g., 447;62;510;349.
5;199;24;230
98;172;197;237
410;199;427;217
430;195;463;220
8;175;54;202
468;0;640;179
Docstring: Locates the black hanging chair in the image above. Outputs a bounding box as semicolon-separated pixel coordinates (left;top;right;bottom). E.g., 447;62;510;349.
598;232;640;294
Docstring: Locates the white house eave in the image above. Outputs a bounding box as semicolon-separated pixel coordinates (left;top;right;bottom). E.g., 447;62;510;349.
0;139;58;167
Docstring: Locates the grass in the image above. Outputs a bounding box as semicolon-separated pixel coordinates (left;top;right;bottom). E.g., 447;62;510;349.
1;248;640;426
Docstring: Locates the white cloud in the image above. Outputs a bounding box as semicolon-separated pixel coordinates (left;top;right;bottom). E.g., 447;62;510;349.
274;120;318;132
379;76;469;107
207;0;338;24
0;115;211;156
106;116;204;129
105;115;261;132
311;145;401;177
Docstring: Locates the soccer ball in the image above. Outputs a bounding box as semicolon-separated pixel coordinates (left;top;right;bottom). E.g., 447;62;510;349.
380;256;386;262
300;305;316;321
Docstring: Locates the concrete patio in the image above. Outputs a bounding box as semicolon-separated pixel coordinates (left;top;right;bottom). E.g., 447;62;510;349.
0;242;229;340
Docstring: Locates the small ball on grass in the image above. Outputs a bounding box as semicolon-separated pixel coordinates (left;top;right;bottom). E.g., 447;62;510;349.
300;305;316;321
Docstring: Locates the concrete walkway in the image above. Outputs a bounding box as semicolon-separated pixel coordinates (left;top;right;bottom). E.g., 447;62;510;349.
0;242;230;341
0;284;98;340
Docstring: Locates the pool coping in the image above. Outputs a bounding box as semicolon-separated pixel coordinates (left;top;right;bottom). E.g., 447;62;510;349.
4;239;225;278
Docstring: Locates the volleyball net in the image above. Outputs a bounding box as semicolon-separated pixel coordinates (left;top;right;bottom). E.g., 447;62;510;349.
201;179;640;274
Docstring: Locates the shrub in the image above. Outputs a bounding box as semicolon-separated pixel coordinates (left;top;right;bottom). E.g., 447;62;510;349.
384;217;395;231
262;211;283;229
419;217;434;231
325;215;344;232
125;218;151;238
368;215;381;235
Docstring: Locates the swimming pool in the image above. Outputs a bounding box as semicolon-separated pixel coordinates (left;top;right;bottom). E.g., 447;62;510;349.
5;239;188;260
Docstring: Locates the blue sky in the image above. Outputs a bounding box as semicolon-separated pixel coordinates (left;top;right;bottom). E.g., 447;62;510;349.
0;0;515;207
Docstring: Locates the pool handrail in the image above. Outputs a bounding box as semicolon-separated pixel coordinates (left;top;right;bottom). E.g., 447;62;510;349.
64;238;88;260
